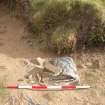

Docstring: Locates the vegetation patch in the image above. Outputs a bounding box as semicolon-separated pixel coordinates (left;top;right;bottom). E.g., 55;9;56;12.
30;0;105;54
2;0;105;54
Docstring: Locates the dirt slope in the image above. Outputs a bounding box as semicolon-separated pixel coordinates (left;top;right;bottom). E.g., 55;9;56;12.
0;4;105;105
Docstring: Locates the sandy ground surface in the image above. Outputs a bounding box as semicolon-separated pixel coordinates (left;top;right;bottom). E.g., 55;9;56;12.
0;4;105;105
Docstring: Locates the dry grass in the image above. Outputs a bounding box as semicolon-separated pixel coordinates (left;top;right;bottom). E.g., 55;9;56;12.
2;0;105;53
30;0;105;54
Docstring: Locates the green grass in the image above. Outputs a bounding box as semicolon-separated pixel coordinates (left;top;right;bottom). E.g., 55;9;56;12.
30;0;105;54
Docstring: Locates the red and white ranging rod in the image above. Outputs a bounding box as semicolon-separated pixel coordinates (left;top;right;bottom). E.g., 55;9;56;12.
5;85;90;90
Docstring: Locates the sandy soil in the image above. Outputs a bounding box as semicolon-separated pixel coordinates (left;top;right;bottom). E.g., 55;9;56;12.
0;4;105;105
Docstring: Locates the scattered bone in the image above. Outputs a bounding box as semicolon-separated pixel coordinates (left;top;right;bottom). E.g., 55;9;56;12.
23;57;80;85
